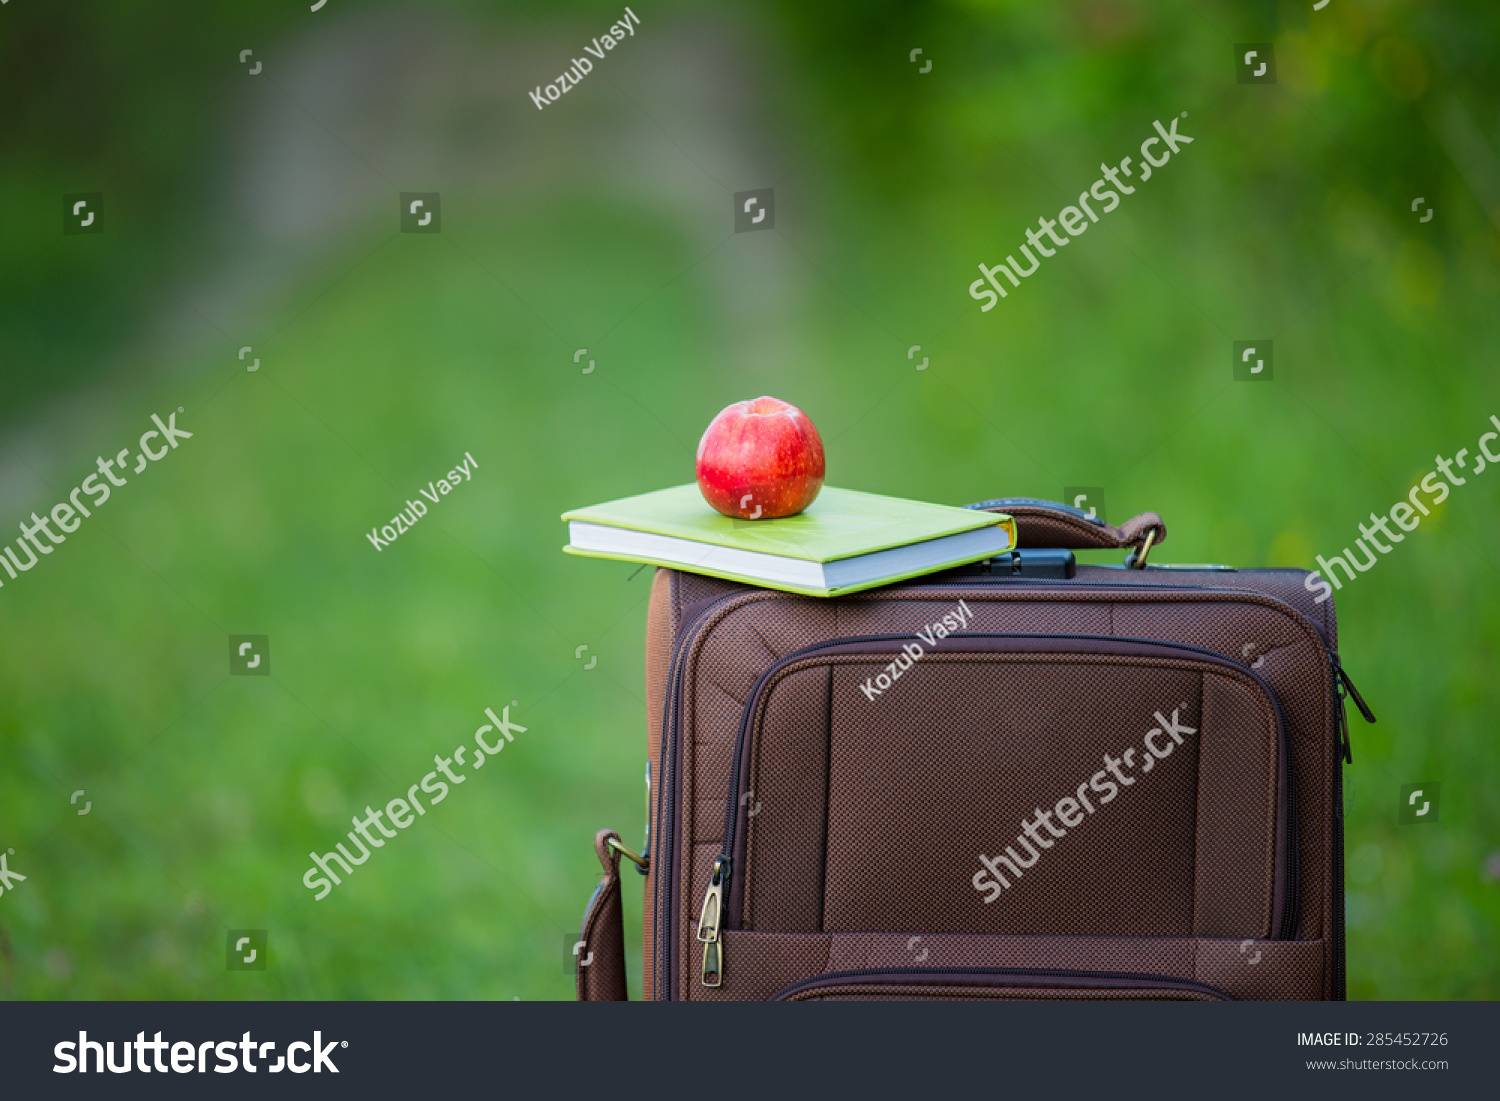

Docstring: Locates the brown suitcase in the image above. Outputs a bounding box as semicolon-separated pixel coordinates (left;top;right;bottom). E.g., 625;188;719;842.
577;498;1375;1001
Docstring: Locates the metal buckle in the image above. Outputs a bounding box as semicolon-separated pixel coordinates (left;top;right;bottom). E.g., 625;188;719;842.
1125;528;1156;570
606;836;649;872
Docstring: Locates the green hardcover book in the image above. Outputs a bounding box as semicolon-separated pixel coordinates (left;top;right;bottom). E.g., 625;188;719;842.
562;484;1016;598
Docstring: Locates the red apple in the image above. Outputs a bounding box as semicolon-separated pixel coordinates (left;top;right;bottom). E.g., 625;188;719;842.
695;396;825;520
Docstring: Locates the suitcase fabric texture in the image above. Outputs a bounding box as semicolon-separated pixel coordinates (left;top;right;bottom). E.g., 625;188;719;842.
576;499;1373;1002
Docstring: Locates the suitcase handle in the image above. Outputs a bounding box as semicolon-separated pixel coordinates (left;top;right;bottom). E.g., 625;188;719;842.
964;497;1167;559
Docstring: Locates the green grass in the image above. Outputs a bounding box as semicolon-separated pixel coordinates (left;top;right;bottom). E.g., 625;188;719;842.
1;0;1497;1000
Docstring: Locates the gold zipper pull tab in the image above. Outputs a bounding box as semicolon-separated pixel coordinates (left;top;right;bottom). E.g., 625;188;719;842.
701;936;723;988
697;857;729;987
696;857;728;943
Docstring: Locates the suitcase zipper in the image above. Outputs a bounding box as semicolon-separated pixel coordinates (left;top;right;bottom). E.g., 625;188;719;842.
1328;651;1376;765
1325;649;1372;999
1333;745;1348;999
769;965;1234;1002
701;630;1297;986
654;590;758;1000
697;856;728;986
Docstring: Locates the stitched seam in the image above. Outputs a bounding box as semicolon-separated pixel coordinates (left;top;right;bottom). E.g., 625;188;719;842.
1192;671;1203;939
820;664;832;934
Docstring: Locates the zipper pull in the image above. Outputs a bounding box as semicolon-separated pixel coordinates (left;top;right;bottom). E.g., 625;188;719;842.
697;856;729;988
1336;662;1377;725
1336;686;1353;765
1330;654;1376;766
701;937;723;990
638;761;651;876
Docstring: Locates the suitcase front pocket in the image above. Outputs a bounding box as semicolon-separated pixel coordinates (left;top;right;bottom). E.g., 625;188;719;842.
700;634;1292;988
769;967;1234;1002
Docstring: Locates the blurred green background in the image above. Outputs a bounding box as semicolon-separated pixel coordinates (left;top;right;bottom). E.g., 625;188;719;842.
1;0;1497;1000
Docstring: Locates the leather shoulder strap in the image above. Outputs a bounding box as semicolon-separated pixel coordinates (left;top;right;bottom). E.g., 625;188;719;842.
576;829;629;1001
